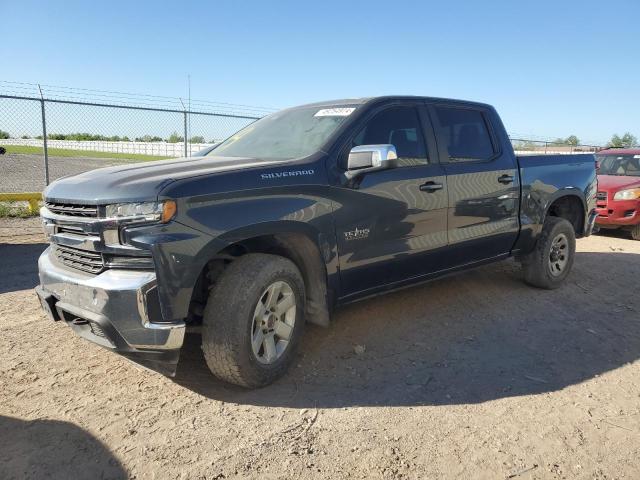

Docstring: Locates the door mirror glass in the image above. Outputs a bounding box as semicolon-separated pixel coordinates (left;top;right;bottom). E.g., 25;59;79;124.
347;144;398;170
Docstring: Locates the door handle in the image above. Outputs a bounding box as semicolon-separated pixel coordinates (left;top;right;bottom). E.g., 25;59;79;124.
419;181;443;192
498;174;514;184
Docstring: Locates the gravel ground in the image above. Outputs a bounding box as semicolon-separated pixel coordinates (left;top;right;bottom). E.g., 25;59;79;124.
1;218;639;479
0;153;132;193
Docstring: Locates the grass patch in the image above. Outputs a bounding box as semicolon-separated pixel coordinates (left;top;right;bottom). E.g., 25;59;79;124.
0;201;40;218
3;144;172;162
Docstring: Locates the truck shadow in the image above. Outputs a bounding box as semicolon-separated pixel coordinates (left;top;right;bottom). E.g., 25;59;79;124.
595;228;635;241
174;249;640;408
0;243;48;294
0;415;126;479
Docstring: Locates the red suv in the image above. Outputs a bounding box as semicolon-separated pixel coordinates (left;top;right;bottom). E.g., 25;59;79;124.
595;148;640;240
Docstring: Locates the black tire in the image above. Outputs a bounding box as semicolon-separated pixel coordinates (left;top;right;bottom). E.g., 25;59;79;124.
201;253;305;388
630;224;640;241
521;217;576;289
0;146;6;155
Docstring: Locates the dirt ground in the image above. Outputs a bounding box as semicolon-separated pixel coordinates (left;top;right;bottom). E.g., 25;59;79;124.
1;218;639;480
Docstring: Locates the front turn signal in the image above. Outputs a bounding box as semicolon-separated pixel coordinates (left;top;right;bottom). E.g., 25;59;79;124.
161;200;177;223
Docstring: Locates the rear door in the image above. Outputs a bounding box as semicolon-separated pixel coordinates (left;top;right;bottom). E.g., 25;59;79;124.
428;103;520;264
332;102;449;297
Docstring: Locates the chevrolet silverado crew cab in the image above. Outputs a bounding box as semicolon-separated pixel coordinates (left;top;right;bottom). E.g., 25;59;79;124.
36;96;598;388
594;148;640;240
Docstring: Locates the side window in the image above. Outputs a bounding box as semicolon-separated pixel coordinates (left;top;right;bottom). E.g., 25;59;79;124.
352;106;428;166
434;106;495;162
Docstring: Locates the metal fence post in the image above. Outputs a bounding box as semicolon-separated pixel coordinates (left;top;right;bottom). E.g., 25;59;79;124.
183;110;188;157
38;85;50;186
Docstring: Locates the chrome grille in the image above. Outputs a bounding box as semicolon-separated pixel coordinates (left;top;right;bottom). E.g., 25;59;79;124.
45;202;98;218
57;225;90;236
53;245;104;274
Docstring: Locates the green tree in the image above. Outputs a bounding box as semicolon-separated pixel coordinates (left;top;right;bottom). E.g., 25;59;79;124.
167;132;184;143
551;135;580;146
0;129;10;139
190;135;205;143
565;135;580;146
135;135;163;142
608;132;638;148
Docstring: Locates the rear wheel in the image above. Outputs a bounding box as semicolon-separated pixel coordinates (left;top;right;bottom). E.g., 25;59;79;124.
201;253;305;388
521;217;576;289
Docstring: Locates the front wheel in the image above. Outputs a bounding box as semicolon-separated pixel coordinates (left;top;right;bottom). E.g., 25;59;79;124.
630;224;640;241
521;217;576;289
201;253;305;388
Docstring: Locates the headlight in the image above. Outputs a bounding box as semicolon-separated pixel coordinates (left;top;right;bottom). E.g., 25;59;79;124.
105;200;177;223
613;188;640;201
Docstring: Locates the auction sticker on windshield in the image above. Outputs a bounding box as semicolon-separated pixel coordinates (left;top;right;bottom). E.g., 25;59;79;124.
314;108;355;117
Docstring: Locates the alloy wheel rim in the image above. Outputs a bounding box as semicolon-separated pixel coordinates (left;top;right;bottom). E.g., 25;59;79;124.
548;233;569;277
250;280;296;365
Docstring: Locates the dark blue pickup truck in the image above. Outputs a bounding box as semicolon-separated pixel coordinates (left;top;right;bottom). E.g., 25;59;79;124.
36;96;597;387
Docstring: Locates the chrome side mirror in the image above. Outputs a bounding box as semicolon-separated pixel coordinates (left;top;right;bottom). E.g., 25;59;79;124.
346;144;398;179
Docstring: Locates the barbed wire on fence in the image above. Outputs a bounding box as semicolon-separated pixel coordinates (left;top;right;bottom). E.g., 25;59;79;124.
0;80;279;117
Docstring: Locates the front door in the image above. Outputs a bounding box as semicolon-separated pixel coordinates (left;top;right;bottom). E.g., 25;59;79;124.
332;104;449;297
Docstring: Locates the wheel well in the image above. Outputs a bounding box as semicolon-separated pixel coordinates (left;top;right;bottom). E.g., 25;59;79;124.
546;195;584;237
187;233;330;327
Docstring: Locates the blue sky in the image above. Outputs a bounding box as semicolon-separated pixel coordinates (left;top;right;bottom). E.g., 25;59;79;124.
3;0;639;144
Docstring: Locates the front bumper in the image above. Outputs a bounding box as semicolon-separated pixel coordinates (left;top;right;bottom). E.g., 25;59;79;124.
37;247;185;376
595;199;639;227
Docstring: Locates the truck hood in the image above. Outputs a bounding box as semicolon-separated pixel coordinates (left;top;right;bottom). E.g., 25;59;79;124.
43;155;284;204
597;174;640;192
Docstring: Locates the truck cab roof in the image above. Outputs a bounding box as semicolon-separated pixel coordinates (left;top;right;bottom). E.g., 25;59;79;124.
291;95;494;110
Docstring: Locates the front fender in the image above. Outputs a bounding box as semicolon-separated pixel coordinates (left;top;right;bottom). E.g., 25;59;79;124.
126;190;337;322
124;222;214;322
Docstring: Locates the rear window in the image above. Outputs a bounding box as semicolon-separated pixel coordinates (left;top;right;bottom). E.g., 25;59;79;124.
434;106;495;161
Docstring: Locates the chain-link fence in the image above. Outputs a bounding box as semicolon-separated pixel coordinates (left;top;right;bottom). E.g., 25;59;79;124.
0;84;265;193
511;138;601;155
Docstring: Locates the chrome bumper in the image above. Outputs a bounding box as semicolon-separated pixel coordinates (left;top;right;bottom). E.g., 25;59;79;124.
37;247;185;375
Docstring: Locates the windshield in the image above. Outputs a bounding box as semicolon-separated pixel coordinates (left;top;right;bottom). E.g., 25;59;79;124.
597;154;640;176
207;105;358;160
